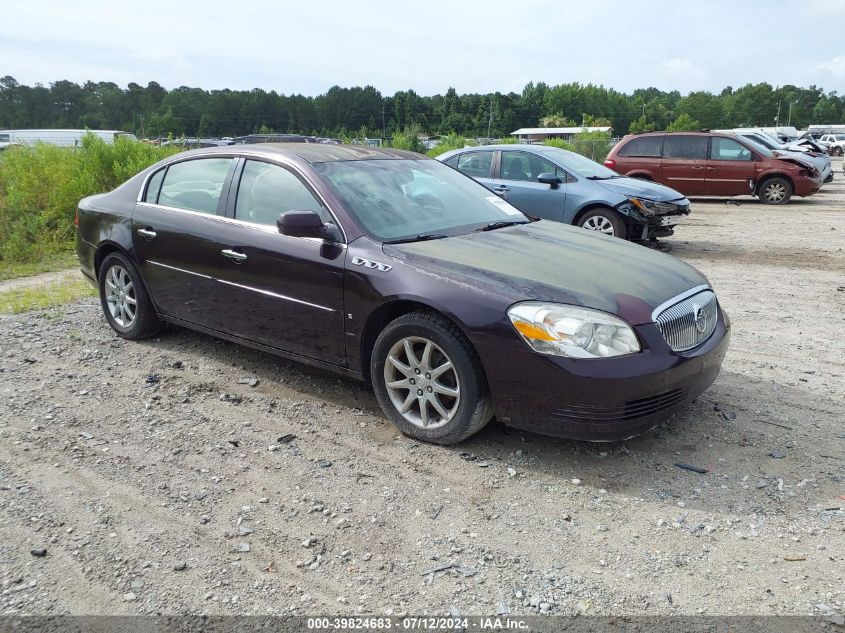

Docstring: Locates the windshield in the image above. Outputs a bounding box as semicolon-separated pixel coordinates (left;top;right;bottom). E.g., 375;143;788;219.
737;136;772;157
540;147;618;178
315;159;527;242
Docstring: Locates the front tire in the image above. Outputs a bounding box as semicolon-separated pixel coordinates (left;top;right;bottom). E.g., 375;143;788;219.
371;311;493;445
758;177;792;205
577;207;628;239
98;253;161;339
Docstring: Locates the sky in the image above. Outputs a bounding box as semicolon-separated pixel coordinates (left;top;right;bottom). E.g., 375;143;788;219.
3;0;845;96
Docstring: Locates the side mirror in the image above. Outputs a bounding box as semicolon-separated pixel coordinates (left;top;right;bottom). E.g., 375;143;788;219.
277;210;342;243
538;172;562;189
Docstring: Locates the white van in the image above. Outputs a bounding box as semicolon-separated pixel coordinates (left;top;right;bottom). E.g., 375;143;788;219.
0;129;138;148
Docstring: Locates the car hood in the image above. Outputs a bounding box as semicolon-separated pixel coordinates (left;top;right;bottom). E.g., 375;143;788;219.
383;221;709;325
595;177;688;203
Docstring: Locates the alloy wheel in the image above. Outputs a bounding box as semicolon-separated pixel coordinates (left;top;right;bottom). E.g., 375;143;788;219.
104;264;137;328
383;336;460;430
582;215;615;235
763;182;787;203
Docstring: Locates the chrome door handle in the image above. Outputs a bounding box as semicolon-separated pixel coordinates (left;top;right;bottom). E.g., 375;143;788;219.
221;249;247;263
137;228;157;239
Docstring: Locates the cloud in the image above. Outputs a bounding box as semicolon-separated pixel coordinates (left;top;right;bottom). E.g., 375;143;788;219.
661;58;694;74
817;56;845;77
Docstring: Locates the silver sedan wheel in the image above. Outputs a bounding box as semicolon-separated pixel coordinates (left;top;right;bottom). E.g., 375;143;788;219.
582;215;615;235
104;265;136;328
383;336;460;430
763;182;787;202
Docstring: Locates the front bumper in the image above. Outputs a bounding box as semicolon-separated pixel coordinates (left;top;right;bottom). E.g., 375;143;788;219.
476;310;730;441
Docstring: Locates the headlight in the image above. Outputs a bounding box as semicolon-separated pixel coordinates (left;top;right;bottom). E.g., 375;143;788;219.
626;197;679;216
507;302;641;359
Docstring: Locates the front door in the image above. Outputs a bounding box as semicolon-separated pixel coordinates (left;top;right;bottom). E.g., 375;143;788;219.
705;137;757;196
132;157;235;328
491;150;567;221
660;135;708;195
215;159;346;365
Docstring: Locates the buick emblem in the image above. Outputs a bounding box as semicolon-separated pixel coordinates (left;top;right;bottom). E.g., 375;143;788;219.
692;304;707;334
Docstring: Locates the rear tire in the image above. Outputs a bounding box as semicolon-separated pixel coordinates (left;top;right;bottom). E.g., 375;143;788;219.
576;207;628;239
371;311;493;445
758;177;792;205
98;253;161;339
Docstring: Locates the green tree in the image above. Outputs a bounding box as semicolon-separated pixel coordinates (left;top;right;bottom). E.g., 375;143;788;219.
666;113;701;131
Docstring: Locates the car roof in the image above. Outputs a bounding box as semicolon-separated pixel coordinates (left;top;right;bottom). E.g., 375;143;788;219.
174;143;423;164
626;131;736;138
443;144;569;156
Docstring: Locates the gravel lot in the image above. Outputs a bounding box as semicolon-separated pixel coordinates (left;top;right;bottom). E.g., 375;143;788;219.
1;164;843;619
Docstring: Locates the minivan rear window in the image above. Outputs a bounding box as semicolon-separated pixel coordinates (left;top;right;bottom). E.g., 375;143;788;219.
618;136;663;157
663;136;708;160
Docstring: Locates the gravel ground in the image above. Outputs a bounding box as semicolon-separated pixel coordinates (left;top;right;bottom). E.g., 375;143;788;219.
1;165;843;618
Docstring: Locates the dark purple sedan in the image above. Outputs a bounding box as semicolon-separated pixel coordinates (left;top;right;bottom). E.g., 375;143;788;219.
76;144;729;445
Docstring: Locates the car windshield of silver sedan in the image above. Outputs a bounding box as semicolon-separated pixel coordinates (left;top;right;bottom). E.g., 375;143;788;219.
315;159;529;242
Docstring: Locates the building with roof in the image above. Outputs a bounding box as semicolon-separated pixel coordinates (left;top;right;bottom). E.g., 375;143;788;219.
511;126;612;143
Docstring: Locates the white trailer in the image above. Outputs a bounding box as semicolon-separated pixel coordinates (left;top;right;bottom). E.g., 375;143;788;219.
0;129;138;148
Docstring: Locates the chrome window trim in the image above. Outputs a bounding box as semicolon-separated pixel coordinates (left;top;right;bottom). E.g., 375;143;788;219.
135;151;348;244
650;284;712;322
135;201;347;249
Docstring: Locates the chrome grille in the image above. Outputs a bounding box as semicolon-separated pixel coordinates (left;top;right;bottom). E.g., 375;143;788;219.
654;289;718;352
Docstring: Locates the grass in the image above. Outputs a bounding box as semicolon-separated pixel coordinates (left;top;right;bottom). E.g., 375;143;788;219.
0;251;78;281
0;278;97;314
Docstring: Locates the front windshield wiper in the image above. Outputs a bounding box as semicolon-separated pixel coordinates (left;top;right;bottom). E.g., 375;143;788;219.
475;220;529;232
383;234;449;244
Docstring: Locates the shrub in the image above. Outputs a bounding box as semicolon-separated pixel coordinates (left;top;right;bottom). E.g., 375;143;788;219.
542;138;577;151
0;133;178;266
425;132;466;157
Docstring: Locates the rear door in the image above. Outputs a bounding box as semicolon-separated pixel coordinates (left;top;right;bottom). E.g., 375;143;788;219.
214;159;346;364
452;150;496;191
705;137;756;195
490;150;567;221
660;135;708;195
132;157;235;328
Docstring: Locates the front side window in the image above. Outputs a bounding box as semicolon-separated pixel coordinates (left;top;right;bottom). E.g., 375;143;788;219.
618;136;663;157
315;159;527;242
235;160;326;226
663;135;709;160
455;151;494;178
710;138;752;161
157;158;233;214
500;151;563;182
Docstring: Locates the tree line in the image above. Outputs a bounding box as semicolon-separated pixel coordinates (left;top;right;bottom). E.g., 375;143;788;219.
1;75;844;139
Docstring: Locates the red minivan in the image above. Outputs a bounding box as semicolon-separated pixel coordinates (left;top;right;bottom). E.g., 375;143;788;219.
605;132;822;204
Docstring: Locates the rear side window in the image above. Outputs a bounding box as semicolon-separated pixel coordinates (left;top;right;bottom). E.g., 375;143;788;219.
710;138;752;162
662;136;708;160
618;136;663;157
143;168;166;203
235;160;326;226
0;133;9;143
455;151;494;178
442;155;459;169
158;158;233;214
500;151;566;182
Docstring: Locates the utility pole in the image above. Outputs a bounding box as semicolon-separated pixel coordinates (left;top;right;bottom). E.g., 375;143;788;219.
382;105;386;140
787;100;797;126
487;99;494;140
775;101;781;129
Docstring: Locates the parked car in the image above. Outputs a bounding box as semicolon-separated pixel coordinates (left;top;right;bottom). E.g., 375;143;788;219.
75;144;729;445
727;130;833;183
437;144;690;241
232;134;307;144
605;132;822;204
819;134;845;156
